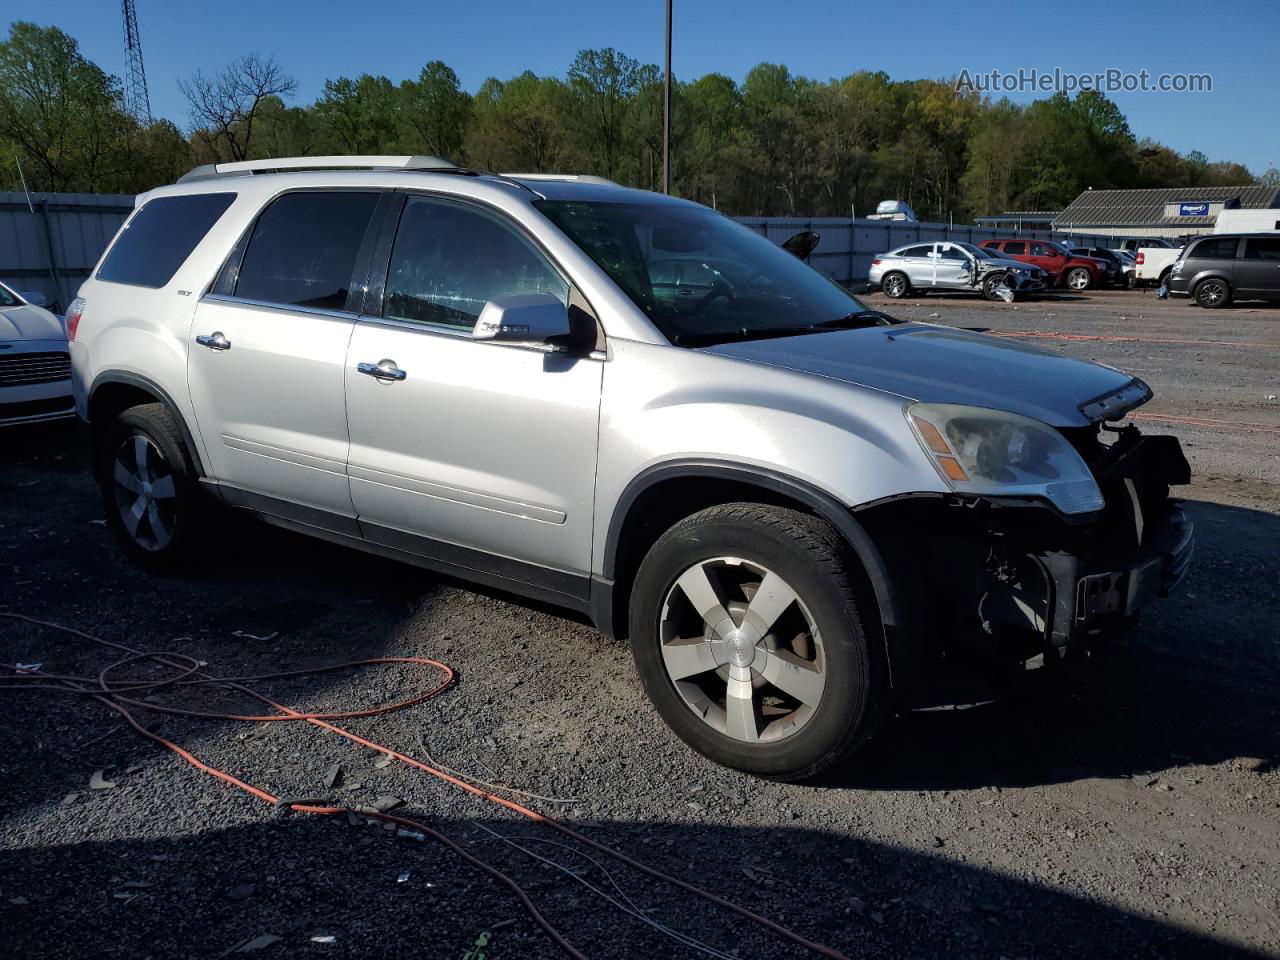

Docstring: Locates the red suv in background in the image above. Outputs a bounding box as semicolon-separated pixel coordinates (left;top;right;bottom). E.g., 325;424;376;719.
981;239;1108;290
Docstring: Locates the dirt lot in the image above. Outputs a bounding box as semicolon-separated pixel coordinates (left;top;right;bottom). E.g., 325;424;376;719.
2;289;1278;960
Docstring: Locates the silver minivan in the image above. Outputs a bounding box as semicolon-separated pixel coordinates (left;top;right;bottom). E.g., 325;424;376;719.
69;156;1193;779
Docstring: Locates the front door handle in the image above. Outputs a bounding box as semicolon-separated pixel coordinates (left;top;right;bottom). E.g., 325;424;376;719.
357;359;407;382
195;331;231;351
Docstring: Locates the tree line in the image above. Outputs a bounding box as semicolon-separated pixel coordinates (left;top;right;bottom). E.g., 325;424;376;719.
2;21;1275;219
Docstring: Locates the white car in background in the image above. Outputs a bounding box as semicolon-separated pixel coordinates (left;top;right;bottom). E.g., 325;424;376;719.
0;281;74;427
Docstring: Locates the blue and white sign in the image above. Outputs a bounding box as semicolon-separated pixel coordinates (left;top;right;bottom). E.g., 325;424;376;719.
1178;202;1211;217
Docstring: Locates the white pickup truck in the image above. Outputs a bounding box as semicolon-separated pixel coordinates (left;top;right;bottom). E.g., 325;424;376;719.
1134;243;1184;288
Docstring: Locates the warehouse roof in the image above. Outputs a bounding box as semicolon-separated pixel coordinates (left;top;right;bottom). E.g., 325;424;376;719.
1055;185;1280;228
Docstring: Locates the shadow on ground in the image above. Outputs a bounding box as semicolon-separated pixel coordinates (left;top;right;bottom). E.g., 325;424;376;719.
0;813;1266;960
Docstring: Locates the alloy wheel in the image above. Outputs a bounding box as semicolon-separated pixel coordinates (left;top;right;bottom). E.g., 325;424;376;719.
659;557;825;743
111;435;179;551
1198;281;1226;306
1067;268;1090;290
884;275;906;297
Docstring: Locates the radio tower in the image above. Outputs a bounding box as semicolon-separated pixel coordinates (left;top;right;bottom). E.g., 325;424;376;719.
121;0;153;125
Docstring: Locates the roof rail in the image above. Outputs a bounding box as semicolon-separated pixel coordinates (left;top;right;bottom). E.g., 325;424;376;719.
177;155;456;183
500;173;619;187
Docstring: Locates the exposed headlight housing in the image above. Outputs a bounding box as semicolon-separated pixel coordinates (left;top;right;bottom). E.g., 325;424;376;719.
906;402;1104;514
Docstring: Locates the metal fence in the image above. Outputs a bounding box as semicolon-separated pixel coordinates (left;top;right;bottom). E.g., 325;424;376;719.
0;190;1132;313
0;192;133;312
734;217;1129;286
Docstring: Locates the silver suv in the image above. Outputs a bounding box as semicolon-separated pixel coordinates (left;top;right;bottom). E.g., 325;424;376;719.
69;156;1193;780
869;241;1047;300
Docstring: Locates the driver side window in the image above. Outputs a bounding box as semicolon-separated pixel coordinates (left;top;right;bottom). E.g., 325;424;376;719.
383;197;568;330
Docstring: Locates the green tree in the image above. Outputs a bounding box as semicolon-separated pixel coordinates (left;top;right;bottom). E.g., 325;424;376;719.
0;22;130;191
569;48;645;180
464;73;575;173
314;74;399;154
400;61;470;161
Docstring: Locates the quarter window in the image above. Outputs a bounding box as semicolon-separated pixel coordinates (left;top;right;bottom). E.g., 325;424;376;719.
1191;237;1240;261
97;193;235;288
383;197;568;330
234;192;380;311
1243;237;1280;261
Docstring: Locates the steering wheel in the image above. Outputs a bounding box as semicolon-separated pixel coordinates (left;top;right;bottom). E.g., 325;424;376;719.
696;275;736;310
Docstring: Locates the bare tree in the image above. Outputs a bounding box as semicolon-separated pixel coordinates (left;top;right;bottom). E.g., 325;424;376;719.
179;53;296;161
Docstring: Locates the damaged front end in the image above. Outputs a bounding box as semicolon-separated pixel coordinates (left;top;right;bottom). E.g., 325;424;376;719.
860;417;1194;702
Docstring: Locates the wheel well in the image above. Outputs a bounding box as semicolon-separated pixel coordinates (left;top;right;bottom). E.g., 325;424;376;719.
88;381;158;430
86;378;206;477
607;475;839;640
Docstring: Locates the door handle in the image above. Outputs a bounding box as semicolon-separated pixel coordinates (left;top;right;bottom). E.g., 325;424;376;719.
195;331;231;351
357;360;407;382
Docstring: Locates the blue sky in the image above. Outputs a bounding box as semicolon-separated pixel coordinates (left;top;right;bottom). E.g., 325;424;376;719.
18;0;1280;175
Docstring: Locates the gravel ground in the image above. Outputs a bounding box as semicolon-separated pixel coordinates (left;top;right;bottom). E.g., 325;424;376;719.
2;290;1278;960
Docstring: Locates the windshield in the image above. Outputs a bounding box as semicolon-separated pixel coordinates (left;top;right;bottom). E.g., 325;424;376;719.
535;199;890;346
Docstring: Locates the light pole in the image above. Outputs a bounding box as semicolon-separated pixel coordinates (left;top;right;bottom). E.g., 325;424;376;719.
663;0;672;194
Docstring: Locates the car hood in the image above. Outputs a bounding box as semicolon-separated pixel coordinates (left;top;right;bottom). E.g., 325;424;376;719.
979;256;1036;272
0;304;64;342
701;323;1144;427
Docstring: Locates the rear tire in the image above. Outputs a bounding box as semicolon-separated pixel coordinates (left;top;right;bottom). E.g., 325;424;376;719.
95;403;209;572
1194;277;1231;308
1065;267;1092;291
881;272;910;299
628;503;891;780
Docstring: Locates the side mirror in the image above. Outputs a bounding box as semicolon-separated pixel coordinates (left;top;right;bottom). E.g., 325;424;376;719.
19;291;48;307
472;293;572;345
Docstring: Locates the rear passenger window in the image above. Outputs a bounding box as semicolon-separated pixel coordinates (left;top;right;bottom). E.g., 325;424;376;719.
1191;238;1239;260
382;197;568;330
234;192;380;311
1003;241;1026;255
1243;237;1280;260
900;245;931;258
97;193;235;288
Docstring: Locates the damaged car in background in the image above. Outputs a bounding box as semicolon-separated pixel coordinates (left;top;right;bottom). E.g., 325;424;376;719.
70;157;1192;780
869;240;1047;301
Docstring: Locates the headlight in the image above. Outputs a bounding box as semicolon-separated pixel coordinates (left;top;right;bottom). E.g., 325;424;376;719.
906;402;1104;514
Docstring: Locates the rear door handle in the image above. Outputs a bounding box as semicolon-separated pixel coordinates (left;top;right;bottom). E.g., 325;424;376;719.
195;331;231;351
357;360;407;382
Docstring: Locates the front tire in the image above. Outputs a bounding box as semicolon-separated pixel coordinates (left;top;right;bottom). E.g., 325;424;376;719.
628;503;890;780
95;403;209;572
983;272;1013;300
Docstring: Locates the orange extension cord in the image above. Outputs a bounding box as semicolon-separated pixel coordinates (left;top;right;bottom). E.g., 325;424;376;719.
0;612;848;960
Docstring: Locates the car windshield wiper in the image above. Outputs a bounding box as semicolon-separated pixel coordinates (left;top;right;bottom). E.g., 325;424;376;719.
812;310;901;329
674;325;835;347
675;311;903;347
